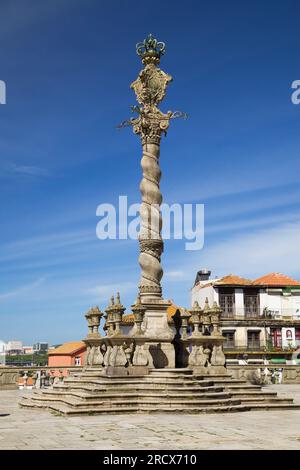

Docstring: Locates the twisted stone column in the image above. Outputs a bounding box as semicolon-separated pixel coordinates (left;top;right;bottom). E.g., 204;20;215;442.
139;141;163;299
130;39;173;301
124;35;177;365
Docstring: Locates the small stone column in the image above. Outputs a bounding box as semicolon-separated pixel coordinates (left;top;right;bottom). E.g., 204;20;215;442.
104;297;116;336
189;301;203;337
131;294;146;336
112;292;126;335
202;298;212;335
180;310;191;340
85;306;103;337
210;301;222;336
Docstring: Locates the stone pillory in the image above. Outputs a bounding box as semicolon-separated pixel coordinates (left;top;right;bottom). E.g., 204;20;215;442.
19;36;300;415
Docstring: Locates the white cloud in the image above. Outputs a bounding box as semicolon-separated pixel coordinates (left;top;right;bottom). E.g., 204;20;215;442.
206;211;300;235
85;282;137;303
163;220;300;285
164;270;185;279
0;277;46;301
0;161;51;178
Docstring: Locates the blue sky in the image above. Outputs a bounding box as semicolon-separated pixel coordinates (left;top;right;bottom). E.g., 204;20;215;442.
1;0;300;344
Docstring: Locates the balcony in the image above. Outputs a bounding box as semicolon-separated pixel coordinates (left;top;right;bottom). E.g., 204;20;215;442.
223;341;266;351
221;307;300;321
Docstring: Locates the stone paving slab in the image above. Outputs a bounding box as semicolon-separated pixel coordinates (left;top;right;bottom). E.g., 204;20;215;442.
0;385;300;450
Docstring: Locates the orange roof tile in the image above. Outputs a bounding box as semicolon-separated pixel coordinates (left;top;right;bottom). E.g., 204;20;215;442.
253;272;300;287
215;274;253;286
48;341;86;355
122;304;184;324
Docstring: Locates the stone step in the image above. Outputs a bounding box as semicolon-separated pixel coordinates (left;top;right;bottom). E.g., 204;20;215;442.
21;395;300;415
62;378;216;387
51;385;229;396
246;403;300;411
52;384;226;394
148;371;193;378
223;384;262;390
197;378;248;385
19;365;298;416
240;397;294;404
27;395;243;408
31;390;294;407
18;399;253;415
230;391;277;398
36;390;233;401
149;368;193;373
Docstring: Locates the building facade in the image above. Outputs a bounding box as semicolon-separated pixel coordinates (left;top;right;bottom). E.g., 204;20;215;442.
6;341;23;355
48;341;86;367
191;270;300;362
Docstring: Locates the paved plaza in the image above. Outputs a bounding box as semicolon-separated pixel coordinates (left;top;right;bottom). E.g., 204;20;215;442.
0;385;299;450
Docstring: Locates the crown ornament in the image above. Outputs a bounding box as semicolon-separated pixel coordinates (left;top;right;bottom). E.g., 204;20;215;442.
136;33;166;64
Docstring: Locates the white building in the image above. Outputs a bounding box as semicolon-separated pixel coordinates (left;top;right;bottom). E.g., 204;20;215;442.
6;340;23;355
191;270;300;355
0;340;7;365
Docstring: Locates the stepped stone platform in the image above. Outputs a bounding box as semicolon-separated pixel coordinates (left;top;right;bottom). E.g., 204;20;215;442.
19;368;300;415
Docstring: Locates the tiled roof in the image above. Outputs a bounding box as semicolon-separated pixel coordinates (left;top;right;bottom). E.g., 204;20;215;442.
122;304;184;325
48;341;86;355
214;274;253;286
253;272;300;287
195;272;300;289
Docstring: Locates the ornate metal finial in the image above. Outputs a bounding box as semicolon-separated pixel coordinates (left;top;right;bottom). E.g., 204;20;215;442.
136;33;165;65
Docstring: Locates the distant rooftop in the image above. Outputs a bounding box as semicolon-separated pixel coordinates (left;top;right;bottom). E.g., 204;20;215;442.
48;341;85;355
194;271;300;289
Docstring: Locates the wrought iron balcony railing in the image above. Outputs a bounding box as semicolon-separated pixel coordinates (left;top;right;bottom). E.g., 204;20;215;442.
221;307;300;320
223;342;266;351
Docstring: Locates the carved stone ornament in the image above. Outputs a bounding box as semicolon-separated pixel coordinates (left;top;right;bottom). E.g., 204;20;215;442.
131;64;172;107
132;344;149;366
211;345;226;366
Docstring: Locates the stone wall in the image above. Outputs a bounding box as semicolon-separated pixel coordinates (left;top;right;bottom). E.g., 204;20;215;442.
0;366;82;390
227;365;300;384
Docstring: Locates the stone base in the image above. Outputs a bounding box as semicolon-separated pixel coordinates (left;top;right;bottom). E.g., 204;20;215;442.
138;298;175;368
193;365;229;376
0;384;18;390
142;298;174;339
144;341;175;368
105;366;149;376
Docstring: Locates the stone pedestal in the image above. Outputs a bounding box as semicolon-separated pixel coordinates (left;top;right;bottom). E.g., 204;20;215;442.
181;335;228;376
106;366;149;376
141;298;175;368
193;365;228;376
142;299;173;338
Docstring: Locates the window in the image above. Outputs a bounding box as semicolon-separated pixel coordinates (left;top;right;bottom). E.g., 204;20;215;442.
244;288;259;317
219;288;235;317
222;330;235;348
247;331;261;349
75;356;81;366
271;328;282;348
296;328;300;346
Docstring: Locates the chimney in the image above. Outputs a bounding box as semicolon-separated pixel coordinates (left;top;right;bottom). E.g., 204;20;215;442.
194;269;211;285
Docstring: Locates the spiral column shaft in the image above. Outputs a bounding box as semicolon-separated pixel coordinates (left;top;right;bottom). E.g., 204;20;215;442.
139;142;164;300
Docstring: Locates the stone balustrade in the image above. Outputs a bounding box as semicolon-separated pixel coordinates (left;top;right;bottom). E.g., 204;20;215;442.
0;366;83;390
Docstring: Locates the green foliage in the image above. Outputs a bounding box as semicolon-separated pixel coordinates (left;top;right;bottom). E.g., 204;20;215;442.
5;353;48;366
